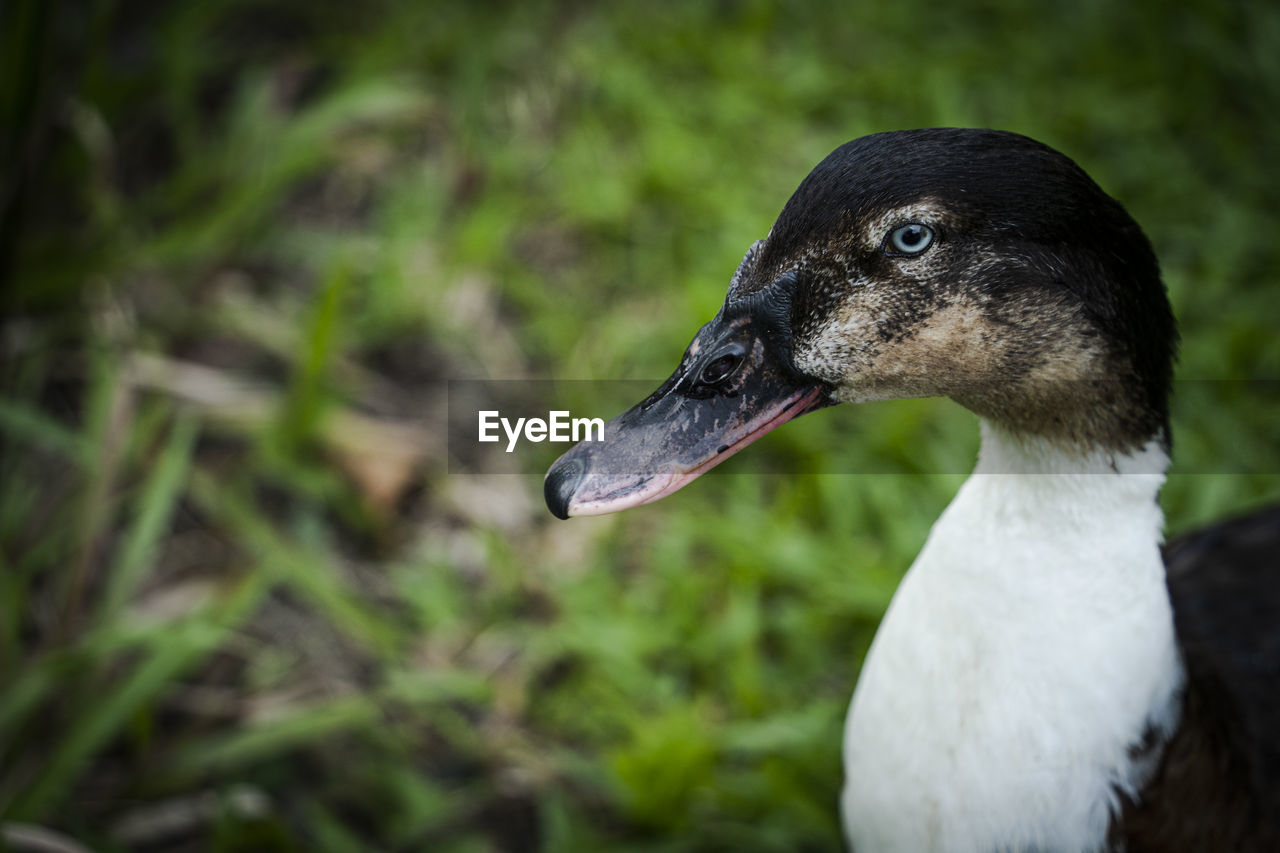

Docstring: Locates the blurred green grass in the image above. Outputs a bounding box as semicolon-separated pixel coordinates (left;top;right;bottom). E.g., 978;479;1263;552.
2;0;1278;850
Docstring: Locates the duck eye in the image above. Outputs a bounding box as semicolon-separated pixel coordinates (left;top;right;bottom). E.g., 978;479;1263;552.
700;353;741;386
885;223;935;256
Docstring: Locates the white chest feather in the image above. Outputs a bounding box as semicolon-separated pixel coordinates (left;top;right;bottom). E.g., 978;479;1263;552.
842;425;1185;853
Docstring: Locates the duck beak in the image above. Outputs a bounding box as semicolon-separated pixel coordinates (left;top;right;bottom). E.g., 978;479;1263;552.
544;310;831;519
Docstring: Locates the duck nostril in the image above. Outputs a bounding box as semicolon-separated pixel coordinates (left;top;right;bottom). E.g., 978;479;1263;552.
700;353;741;386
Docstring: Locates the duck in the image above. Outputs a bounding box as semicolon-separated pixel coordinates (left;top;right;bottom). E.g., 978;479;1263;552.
542;128;1279;852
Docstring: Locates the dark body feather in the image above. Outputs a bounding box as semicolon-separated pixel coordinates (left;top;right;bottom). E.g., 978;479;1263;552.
1112;504;1280;851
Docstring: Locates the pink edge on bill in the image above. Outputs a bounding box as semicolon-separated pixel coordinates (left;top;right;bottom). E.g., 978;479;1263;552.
565;385;828;517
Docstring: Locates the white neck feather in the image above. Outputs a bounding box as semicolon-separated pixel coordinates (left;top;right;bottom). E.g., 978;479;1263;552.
842;422;1185;853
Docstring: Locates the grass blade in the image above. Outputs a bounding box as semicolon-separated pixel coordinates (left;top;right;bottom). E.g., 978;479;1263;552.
101;413;199;618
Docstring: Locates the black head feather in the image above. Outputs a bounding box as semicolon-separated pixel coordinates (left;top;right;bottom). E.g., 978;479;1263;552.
740;129;1177;450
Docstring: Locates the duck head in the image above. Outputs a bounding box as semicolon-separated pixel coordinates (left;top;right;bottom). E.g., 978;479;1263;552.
545;128;1176;519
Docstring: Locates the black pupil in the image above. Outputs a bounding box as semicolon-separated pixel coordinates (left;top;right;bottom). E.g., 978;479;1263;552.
702;354;738;385
899;226;925;247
